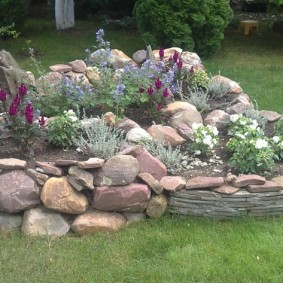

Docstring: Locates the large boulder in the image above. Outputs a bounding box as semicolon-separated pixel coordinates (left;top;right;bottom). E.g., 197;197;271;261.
0;170;40;213
22;206;70;237
40;176;89;214
71;209;127;236
93;155;140;186
0;212;22;231
92;183;151;212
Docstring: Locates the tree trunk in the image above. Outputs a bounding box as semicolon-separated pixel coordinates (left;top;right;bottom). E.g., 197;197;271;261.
55;0;75;30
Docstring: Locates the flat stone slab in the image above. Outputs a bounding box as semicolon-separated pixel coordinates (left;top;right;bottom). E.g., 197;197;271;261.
35;161;63;176
138;173;163;194
186;176;225;189
160;176;186;192
55;159;79;166
260;110;281;122
49;64;72;73
0;158;27;170
213;185;240;195
77;158;105;169
232;174;266;188
246;181;283;193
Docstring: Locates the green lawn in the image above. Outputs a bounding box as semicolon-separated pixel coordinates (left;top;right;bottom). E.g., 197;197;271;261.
1;18;283;283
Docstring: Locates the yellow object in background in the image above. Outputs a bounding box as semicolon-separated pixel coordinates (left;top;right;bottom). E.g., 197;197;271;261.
240;20;259;35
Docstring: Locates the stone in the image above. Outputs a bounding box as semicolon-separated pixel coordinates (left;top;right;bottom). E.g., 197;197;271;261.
110;49;138;69
204;110;230;129
67;175;84;191
170;109;203;130
152;47;183;62
132;50;147;64
160;176;186;192
0;158;27;170
78;158;105;169
0;212;22;231
260;110;281;122
226;102;252;115
246;181;283;193
121;145;167;181
175;123;193;139
161;101;198;117
232;174;266;188
147;124;186;146
65;71;90;85
26;169;49;186
85;66;100;85
213;185;240;195
122;212;146;224
92;183;151;212
35;161;63;176
93;155;140;186
138;173;163;194
186;176;225;189
71;209;127;236
0;170;40;213
103;112;116;126
49;64;72;73
146;194;168;218
271;176;283;186
55;159;79;166
126;127;153;143
22;206;70;237
37;71;62;86
68;59;87;73
115;117;141;134
40;177;89;214
0;66;30;96
211;75;243;95
68;166;94;189
180;51;203;71
0;50;20;69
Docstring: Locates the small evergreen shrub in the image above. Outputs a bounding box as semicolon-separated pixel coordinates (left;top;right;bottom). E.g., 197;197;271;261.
133;0;233;57
207;80;230;100
184;88;210;113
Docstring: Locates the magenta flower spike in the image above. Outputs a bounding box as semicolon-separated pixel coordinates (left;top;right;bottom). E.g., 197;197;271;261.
173;51;179;63
0;89;7;101
8;102;18;116
18;83;28;96
159;48;164;60
155;77;162;89
177;59;183;69
147;85;154;96
13;94;21;105
156;104;162;111
139;86;145;93
162;88;169;97
39;115;45;126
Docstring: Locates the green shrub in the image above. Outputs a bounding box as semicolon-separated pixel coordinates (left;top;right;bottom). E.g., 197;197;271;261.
133;0;233;57
0;0;27;31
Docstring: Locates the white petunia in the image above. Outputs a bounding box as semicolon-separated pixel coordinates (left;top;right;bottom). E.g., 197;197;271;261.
255;139;268;149
212;127;219;136
230;114;239;123
192;123;202;130
203;135;212;145
273;136;280;143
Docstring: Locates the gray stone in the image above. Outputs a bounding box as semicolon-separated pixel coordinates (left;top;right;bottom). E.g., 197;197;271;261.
26;168;49;186
22;206;70;237
35;161;63;176
260;110;281;122
55;159;79;166
0;212;22;231
132;50;147;64
204;110;230;129
170;109;203;130
146;194;168;218
0;50;20;69
92;183;151;212
93;155;140;186
122;212;146;224
0;170;40;213
67;175;84;191
68;166;94;189
71;209;127;236
126;127;153;143
138;173;163;194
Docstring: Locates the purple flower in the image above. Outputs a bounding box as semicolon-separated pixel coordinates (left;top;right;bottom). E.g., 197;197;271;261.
18;83;28;96
156;104;163;111
155;77;162;90
177;59;183;69
24;102;34;124
13;94;21;105
162;88;169;97
173;51;179;63
8;102;18;116
159;48;164;60
0;89;7;101
116;84;126;95
39;115;45;126
148;85;154;96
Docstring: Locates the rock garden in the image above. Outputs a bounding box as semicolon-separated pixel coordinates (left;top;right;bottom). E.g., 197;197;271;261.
1;29;283;237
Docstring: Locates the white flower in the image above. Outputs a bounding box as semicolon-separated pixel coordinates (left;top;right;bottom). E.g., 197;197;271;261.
212;127;219;136
195;138;201;144
249;124;257;131
273;136;280;143
230;114;240;123
255;139;268;149
195;150;201;155
239;119;247;126
69;116;78;122
192;123;202;130
203;135;212;145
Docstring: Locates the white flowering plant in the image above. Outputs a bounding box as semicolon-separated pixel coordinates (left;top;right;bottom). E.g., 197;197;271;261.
270;135;283;159
188;123;219;156
48;109;81;148
227;114;277;174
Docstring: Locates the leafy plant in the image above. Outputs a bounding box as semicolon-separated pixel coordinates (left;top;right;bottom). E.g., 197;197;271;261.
188;123;219;157
47;110;81;148
184;88;210;113
0;84;45;153
0;23;19;38
142;140;184;174
227;114;277;174
243;108;268;130
207;80;230;100
187;68;209;90
74;117;125;159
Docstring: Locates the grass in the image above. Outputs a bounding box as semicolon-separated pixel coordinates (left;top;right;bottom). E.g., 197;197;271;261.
1;214;283;282
1;17;283;282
